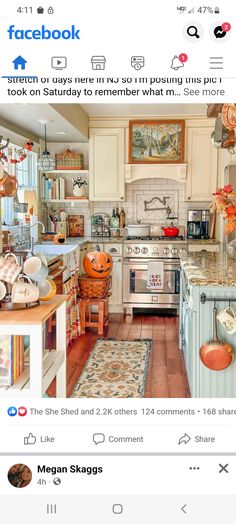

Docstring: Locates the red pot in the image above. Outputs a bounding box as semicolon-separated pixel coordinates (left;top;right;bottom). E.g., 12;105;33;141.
161;225;179;237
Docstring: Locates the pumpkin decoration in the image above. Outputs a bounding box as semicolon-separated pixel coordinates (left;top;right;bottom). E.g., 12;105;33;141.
83;251;113;279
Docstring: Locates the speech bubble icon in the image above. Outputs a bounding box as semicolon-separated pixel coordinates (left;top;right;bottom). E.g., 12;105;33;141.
93;433;105;445
214;25;227;39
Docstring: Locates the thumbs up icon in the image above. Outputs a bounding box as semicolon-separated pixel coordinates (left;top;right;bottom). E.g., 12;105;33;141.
24;433;37;445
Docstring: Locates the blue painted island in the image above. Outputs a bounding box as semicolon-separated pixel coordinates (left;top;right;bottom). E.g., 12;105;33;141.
179;251;236;398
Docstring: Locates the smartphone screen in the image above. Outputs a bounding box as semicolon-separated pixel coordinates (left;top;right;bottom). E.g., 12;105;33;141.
0;1;236;522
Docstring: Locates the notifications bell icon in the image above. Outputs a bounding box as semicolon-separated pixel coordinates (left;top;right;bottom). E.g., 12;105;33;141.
171;55;184;70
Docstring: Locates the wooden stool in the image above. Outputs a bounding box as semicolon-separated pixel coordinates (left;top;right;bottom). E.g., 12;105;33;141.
79;295;110;335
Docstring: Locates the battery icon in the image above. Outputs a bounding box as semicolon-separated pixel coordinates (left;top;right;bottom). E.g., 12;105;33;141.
214;6;220;14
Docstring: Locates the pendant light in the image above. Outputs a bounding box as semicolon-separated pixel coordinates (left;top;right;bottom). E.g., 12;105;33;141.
37;120;55;172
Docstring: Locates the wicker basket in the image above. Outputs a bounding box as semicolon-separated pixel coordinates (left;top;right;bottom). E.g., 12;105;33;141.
78;275;111;298
56;149;84;170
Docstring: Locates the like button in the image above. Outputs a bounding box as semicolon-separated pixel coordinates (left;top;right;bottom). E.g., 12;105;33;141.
24;433;37;445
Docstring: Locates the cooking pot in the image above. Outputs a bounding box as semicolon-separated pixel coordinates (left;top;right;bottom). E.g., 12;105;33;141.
199;304;234;371
0;170;18;198
161;223;179;237
127;223;151;238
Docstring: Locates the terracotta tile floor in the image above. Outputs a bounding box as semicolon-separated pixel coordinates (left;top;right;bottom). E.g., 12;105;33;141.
47;314;190;398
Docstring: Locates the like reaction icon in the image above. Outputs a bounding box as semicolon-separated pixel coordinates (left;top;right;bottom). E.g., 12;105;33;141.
24;433;37;445
7;406;17;417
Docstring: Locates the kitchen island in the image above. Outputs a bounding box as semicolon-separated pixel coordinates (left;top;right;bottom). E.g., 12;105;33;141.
179;251;236;398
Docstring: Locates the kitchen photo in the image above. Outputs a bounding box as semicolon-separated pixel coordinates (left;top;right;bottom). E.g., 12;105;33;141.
0;102;236;399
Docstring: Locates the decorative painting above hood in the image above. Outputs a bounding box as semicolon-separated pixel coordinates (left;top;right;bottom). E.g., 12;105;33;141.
124;163;188;184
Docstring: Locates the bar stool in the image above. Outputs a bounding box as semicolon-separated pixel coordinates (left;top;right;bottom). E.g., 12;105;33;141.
79;295;110;335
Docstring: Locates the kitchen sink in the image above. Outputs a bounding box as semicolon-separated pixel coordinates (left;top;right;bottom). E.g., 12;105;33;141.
33;244;76;255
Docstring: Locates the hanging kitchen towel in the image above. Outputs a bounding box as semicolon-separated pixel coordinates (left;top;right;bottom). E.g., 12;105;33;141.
146;261;164;290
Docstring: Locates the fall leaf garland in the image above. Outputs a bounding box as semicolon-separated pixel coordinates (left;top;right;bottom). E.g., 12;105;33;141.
210;184;236;234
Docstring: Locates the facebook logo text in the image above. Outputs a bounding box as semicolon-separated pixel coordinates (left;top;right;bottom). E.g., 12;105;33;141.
7;25;80;40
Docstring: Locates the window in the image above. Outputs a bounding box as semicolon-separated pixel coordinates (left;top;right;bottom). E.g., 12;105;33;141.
1;144;37;226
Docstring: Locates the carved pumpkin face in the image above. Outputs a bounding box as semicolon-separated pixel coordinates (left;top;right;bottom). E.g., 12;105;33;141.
83;251;113;279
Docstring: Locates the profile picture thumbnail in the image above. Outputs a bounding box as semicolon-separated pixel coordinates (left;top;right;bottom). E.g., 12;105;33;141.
8;463;32;488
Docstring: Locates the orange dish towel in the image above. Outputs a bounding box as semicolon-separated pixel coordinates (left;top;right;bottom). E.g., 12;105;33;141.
146;261;164;290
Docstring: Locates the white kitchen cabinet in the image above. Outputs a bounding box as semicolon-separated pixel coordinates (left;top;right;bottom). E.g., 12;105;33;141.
89;128;125;201
186;126;218;201
109;256;123;311
88;243;104;252
79;243;88;275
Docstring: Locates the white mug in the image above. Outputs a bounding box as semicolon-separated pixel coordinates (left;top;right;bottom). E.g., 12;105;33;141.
217;307;236;334
38;278;57;302
0;281;7;301
23;256;49;283
0;253;21;284
12;275;39;304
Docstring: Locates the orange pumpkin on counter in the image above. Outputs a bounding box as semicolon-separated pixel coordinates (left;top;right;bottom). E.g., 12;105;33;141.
83;251;113;279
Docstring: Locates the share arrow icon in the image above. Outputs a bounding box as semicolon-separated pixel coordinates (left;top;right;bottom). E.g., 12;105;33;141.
178;433;191;445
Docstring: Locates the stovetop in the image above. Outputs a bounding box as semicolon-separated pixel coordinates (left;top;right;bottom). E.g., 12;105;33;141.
126;235;185;241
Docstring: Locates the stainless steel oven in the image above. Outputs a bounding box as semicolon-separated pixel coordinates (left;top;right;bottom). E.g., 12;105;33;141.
123;258;180;309
123;239;187;312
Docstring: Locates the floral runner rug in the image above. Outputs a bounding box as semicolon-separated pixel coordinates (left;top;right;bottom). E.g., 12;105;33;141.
72;339;151;398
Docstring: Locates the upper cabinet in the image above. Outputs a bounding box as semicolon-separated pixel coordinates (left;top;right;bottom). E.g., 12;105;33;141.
185;125;218;201
89;128;125;201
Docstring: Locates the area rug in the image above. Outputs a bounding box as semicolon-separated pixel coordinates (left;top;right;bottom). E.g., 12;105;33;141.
72;339;151;398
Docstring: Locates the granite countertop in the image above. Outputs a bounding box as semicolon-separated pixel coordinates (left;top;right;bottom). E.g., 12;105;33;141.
39;236;124;246
187;239;220;245
180;251;236;287
36;236;221;249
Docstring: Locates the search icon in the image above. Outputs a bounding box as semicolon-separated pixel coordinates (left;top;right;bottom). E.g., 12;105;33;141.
187;25;200;38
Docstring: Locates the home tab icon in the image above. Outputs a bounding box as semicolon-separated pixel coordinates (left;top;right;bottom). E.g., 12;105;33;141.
12;56;27;70
91;55;106;70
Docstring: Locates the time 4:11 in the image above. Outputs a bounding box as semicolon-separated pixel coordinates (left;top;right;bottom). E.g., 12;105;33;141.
17;7;33;13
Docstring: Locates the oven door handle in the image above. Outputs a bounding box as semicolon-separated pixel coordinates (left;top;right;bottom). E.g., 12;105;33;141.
123;258;180;266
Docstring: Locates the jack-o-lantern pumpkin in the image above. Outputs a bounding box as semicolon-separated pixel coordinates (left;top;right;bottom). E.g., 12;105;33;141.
83;251;113;279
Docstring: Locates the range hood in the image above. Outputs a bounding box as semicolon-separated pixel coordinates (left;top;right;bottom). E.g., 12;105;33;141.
124;163;188;183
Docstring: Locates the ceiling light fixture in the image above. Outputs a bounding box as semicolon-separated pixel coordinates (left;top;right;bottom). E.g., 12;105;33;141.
55;131;67;135
37;120;55;172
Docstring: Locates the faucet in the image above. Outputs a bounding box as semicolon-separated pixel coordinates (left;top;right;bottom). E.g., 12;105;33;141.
28;221;45;234
13;221;45;254
144;196;172;215
20;221;45;251
29;221;45;251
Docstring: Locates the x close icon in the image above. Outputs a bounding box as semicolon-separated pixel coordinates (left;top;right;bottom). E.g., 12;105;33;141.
219;464;229;473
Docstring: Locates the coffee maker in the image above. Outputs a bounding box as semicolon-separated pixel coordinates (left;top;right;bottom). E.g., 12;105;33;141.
187;210;210;239
200;210;211;239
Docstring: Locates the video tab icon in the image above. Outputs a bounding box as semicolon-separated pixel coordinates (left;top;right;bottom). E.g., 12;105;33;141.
51;57;67;70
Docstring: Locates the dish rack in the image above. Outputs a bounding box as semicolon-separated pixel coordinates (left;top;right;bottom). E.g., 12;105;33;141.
91;213;110;237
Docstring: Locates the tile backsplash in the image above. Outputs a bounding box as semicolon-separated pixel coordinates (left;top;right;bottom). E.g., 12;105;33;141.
46;178;209;236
